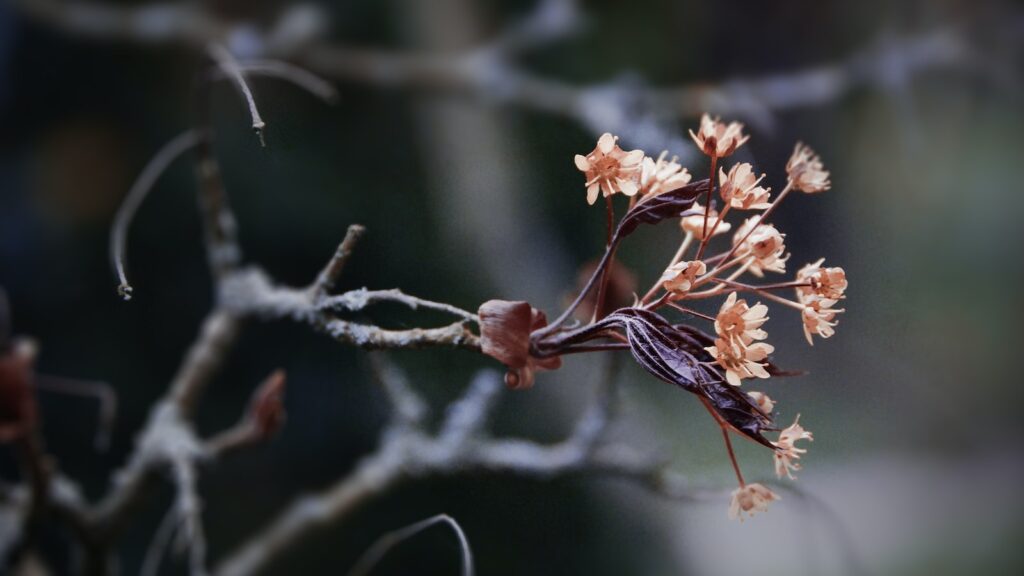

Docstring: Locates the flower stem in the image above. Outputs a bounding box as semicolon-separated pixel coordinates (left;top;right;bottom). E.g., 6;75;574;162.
639;233;693;305
700;397;745;486
592;195;617;321
695;199;728;262
700;154;718;241
712;181;794;275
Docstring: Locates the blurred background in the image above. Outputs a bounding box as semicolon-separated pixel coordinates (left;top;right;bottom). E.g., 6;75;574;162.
2;0;1023;574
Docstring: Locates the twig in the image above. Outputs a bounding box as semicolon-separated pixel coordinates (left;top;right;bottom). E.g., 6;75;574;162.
347;514;474;576
319;288;479;323
226;61;338;103
206;43;266;146
312;225;366;297
110;130;205;300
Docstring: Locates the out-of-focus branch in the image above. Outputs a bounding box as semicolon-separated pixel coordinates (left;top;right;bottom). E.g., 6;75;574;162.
213;369;718;576
10;0;983;148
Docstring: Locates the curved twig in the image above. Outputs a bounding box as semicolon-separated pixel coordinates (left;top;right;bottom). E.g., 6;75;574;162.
110;130;205;300
347;514;474;576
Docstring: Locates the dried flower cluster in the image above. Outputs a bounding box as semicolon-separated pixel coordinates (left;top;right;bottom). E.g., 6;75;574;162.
482;115;845;519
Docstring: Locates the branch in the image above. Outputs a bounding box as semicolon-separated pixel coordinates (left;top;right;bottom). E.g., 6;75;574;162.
213;369;719;576
110;129;205;300
206;43;266;146
347;514;474;576
10;0;986;148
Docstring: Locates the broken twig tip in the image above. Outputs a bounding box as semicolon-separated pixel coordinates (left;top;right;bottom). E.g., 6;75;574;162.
117;284;134;301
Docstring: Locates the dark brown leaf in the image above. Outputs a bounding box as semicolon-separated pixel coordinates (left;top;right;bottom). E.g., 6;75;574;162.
614;180;707;238
607;308;775;447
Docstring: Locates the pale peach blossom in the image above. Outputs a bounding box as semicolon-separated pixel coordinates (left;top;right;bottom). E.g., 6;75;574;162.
774;415;813;479
639;151;692;197
680;203;732;240
714;292;770;345
719;163;771;210
801;303;842;345
729;483;779;521
574;133;644;205
747;390;775;415
796;258;848;302
706;293;774;386
707;337;774;386
689;114;750;158
786;142;831;193
733;217;788;277
659;260;706;296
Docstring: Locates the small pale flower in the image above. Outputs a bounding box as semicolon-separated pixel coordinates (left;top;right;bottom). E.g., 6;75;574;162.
707;337;774;386
719;163;771;210
801;304;843;346
639;151;691;197
714;292;769;345
774;415;813;479
729;483;780;521
680;203;732;240
689;114;750;158
574;133;644;205
706;293;774;386
796;258;848;302
747;390;775;415
659;260;706;296
786;142;831;193
733;217;788;277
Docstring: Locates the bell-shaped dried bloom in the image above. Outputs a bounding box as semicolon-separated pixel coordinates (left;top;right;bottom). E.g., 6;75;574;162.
714;292;769;345
706;293;774;386
733;217;788;277
801;304;842;345
639;151;691;197
774;415;813;479
574;133;644;205
796;258;848;302
680;203;732;240
479;300;562;389
689;114;750;158
719;163;771;210
747;390;775;415
786;142;831;193
729;483;780;521
659;260;706;296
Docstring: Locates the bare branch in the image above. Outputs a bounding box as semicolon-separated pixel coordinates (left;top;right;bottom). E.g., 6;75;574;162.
110;130;205;300
213;371;716;576
9;0;987;150
140;507;180;576
367;353;428;430
312;224;366;297
206;43;266;146
347;514;474;576
233;61;338;104
319;288;479;323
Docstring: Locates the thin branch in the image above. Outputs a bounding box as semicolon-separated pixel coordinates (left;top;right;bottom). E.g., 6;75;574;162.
213;369;717;576
34;375;118;452
233;61;338;104
110;130;205;300
206;43;266;146
347;514;474;576
140;506;180;576
311;224;366;297
367;353;428;430
10;0;985;147
319;288;479;323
